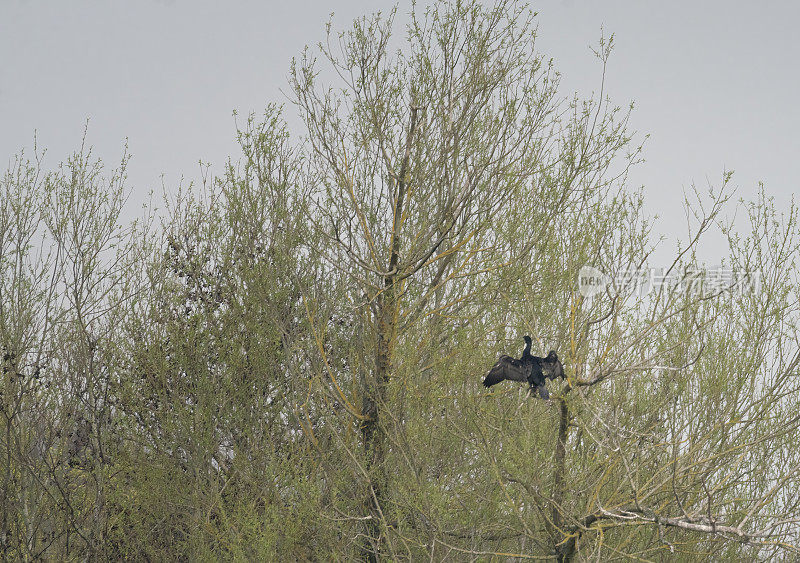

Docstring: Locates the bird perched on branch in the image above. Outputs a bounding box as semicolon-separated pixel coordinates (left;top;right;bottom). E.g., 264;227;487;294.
483;335;561;399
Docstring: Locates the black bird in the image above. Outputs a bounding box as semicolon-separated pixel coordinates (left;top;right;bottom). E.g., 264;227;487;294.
483;336;550;399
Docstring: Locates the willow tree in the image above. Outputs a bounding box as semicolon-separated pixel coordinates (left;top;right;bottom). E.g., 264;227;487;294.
290;0;642;557
290;1;800;560
0;141;137;559
6;1;798;560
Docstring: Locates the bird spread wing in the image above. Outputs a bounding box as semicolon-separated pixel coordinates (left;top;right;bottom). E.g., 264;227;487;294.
483;355;530;387
540;358;564;381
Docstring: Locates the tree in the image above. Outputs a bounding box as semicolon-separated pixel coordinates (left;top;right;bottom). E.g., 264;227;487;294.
2;1;799;560
289;1;800;559
0;136;136;559
289;0;645;558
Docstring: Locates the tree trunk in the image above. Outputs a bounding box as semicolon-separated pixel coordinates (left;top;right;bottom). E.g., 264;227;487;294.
359;105;420;560
360;288;394;561
552;397;572;561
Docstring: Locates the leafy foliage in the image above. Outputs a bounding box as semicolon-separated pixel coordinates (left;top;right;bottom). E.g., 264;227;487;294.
1;2;799;560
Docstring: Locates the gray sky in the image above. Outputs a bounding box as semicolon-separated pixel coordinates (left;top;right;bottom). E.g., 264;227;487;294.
2;1;798;263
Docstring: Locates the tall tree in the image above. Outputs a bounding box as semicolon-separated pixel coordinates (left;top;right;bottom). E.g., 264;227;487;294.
291;0;643;557
3;1;799;560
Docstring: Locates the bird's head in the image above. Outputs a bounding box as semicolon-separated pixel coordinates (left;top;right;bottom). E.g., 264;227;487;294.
523;335;532;345
547;350;558;362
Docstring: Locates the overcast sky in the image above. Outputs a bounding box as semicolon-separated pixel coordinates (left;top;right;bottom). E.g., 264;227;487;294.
2;1;798;264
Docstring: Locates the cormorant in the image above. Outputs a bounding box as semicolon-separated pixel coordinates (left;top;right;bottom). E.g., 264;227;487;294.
483;336;550;399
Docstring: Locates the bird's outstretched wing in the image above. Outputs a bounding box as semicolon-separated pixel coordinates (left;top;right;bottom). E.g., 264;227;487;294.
542;361;564;381
483;355;530;387
539;354;565;381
